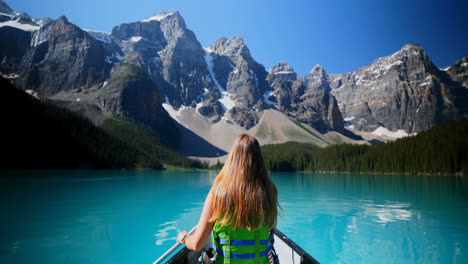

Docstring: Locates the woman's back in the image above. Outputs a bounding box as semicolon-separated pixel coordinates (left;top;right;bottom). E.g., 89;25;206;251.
210;134;278;263
177;134;279;264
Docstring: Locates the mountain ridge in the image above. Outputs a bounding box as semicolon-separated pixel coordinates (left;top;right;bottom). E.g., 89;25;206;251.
0;1;467;157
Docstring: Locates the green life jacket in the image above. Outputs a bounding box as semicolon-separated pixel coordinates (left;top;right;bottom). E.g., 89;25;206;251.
211;221;274;264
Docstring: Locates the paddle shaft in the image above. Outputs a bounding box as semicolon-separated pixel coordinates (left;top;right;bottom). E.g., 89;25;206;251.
153;225;198;264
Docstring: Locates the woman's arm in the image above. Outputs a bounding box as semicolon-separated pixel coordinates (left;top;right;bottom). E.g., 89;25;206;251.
177;189;215;251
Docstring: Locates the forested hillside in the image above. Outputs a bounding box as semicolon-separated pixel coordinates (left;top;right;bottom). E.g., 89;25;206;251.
0;77;206;170
101;114;208;169
262;119;468;174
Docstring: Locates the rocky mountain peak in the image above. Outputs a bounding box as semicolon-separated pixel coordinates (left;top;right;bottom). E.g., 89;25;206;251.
268;61;299;81
39;17;54;26
112;11;188;44
208;35;249;58
231;35;244;45
451;55;468;69
17;12;31;19
141;12;175;23
303;64;330;92
309;64;325;75
352;43;436;81
157;11;190;41
267;61;344;133
56;16;70;24
385;43;424;59
447;55;468;89
204;34;270;129
269;61;294;74
461;56;468;64
2;4;464;151
0;0;14;16
401;43;423;51
326;43;463;133
395;43;430;62
305;64;327;81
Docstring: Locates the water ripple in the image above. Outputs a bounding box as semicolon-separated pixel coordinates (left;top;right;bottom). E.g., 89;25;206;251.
154;221;179;246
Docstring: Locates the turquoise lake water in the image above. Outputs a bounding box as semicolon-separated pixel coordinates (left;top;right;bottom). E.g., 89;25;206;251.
0;170;467;264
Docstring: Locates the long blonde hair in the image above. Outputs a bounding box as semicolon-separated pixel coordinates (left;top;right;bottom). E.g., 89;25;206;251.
210;134;279;230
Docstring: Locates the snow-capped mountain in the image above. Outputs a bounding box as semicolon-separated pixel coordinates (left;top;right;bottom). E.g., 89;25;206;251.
0;0;467;156
320;44;466;133
266;62;344;133
205;36;271;128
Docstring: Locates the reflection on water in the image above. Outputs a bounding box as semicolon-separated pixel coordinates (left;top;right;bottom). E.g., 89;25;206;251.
369;202;412;224
273;172;468;264
0;170;466;264
155;221;178;246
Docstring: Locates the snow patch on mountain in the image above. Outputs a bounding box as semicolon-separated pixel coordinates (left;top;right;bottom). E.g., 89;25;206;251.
372;126;409;138
274;71;295;75
360;45;422;79
130;36;143;42
162;96;189;128
204;49;236;111
2;73;19;79
33;17;53;27
142;12;174;22
0;18;39;31
31;25;52;47
219;92;236;111
195;88;209;111
263;90;276;106
85;29;112;43
0;12;14;18
25;90;39;99
343;117;356;128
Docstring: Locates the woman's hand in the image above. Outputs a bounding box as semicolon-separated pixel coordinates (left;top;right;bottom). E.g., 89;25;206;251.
176;231;188;244
176;189;215;251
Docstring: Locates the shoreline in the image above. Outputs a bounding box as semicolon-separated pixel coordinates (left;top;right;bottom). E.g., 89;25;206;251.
1;168;464;177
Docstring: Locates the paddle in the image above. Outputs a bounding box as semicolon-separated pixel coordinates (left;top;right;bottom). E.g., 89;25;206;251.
153;225;198;264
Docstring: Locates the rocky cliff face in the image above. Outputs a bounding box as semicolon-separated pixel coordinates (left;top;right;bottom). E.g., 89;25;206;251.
266;62;344;133
323;44;463;133
0;26;31;73
98;62;179;144
15;16;111;97
0;2;39;74
111;12;215;111
1;0;467;152
446;56;468;115
0;1;351;137
206;36;270;128
303;64;332;92
0;1;181;145
0;0;14;15
447;56;468;89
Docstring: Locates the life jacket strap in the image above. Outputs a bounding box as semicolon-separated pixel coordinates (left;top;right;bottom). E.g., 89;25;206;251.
211;230;275;260
214;243;274;259
213;229;275;246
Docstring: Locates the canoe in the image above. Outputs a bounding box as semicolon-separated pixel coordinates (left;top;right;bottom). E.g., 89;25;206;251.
165;229;319;264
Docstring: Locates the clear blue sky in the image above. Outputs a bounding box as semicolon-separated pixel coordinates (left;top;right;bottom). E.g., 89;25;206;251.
8;0;468;76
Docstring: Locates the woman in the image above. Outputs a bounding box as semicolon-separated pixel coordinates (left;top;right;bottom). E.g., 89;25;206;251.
177;134;280;264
